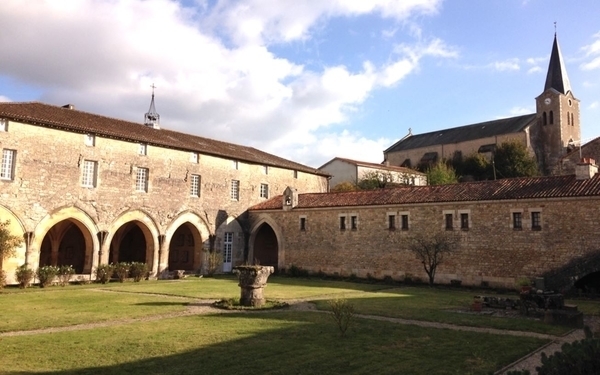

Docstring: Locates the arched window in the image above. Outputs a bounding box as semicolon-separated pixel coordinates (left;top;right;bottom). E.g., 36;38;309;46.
567;112;570;125
549;111;554;124
542;112;547;125
571;113;574;126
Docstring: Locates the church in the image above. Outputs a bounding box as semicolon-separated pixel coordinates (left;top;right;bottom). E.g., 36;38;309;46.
383;34;581;176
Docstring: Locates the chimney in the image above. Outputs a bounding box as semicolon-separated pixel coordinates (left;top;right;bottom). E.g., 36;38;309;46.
576;158;598;180
62;104;75;110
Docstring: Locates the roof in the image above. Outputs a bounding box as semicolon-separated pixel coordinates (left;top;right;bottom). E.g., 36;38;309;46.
249;174;600;210
544;34;572;95
319;157;426;176
384;114;536;154
0;102;327;176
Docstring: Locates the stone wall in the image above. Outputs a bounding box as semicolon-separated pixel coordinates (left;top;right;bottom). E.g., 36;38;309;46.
0;119;328;283
249;195;600;289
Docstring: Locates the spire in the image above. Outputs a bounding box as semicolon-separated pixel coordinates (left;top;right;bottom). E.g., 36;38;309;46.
144;84;160;129
544;33;572;95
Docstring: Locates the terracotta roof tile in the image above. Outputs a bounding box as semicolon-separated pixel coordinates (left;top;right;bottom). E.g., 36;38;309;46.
0;102;327;176
249;174;600;210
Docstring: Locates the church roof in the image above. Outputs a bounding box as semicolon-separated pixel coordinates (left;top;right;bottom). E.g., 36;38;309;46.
384;114;536;154
250;174;600;211
544;34;572;95
0;102;327;176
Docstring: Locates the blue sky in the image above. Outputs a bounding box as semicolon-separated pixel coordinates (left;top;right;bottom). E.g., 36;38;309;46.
1;0;599;168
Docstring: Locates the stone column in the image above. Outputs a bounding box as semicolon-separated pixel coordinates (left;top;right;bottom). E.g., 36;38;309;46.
233;265;274;307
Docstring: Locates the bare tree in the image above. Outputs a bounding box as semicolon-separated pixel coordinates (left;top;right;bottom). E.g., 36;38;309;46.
408;232;458;285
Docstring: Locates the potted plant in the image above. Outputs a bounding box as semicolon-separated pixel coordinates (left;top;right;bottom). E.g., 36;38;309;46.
516;277;532;293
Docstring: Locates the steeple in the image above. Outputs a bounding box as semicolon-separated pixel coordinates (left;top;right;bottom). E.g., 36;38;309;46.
144;84;160;129
544;34;572;95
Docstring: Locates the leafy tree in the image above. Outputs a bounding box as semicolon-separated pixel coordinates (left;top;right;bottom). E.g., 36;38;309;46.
461;153;493;180
356;171;393;190
494;140;539;178
0;220;23;287
408;232;458;285
425;161;458;185
330;181;357;192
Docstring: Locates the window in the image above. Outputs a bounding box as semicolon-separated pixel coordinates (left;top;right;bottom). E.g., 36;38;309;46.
549;111;554;124
260;183;269;198
232;160;239;170
263;165;268;174
230;180;240;200
445;213;453;230
223;232;233;265
81;160;97;188
567;112;571;125
339;216;346;231
351;215;358;230
1;149;15;180
300;217;306;231
293;170;298;179
139;143;147;156
460;213;469;230
542;112;547;126
388;214;396;230
84;134;95;146
531;212;541;230
0;119;8;132
190;152;199;163
401;214;409;230
571;113;574;126
190;174;200;197
513;212;522;230
136;167;149;192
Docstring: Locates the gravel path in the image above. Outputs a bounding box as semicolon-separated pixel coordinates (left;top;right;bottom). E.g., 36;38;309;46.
0;291;587;374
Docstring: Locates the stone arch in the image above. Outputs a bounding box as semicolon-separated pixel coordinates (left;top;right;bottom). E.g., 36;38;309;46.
32;206;99;275
0;205;27;284
164;211;210;272
248;216;284;270
105;210;160;276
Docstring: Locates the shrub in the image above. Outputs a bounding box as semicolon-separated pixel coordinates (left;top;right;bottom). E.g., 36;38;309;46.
95;263;114;284
287;264;309;277
113;262;131;283
205;251;222;276
37;265;59;287
57;265;75;286
328;298;355;337
15;264;34;288
536;327;600;375
129;262;148;282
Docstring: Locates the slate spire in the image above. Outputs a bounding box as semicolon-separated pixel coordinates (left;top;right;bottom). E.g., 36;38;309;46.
544;34;572;95
144;83;160;129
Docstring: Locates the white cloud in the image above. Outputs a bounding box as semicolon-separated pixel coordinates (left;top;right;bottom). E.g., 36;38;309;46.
0;96;11;103
491;58;520;72
508;106;534;116
0;0;449;167
590;101;599;109
581;31;600;70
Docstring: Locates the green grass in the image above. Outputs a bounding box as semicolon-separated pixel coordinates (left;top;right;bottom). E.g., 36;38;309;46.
0;311;547;375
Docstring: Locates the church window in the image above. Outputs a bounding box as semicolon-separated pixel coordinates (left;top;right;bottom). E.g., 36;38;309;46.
1;149;16;180
549;111;554;124
84;134;95;146
0;119;7;132
139;143;147;156
136;167;149;192
81;160;98;188
260;183;269;198
230;180;240;200
567;112;570;125
571;113;574;126
531;211;541;231
512;212;522;230
190;174;200;197
542;112;547;125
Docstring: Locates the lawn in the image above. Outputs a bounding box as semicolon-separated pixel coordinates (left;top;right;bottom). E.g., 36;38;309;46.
1;276;594;374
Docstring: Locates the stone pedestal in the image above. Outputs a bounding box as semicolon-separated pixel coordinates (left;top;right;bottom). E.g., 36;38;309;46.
233;265;274;307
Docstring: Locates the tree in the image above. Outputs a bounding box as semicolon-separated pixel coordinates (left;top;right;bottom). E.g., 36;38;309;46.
330;181;357;192
408;232;458;285
461;153;493;181
425;161;458;185
493;140;539;178
356;171;393;190
0;220;23;287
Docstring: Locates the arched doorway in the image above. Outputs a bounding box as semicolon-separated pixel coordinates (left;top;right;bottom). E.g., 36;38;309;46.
39;219;88;273
253;223;278;269
109;221;150;264
574;271;600;294
168;223;200;271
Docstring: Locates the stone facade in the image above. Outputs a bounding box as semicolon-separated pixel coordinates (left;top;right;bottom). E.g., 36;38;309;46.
0;106;328;284
320;157;427;188
248;170;600;290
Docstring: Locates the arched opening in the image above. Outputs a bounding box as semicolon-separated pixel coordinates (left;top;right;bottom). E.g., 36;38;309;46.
253;224;278;269
574;271;600;294
168;223;201;271
542;112;547;125
39;220;88;273
109;221;150;264
549;110;554;124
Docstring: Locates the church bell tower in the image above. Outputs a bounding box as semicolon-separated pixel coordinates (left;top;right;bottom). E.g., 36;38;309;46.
144;84;160;129
534;33;581;174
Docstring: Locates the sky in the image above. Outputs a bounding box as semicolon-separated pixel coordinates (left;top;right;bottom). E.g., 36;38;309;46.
1;0;599;169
